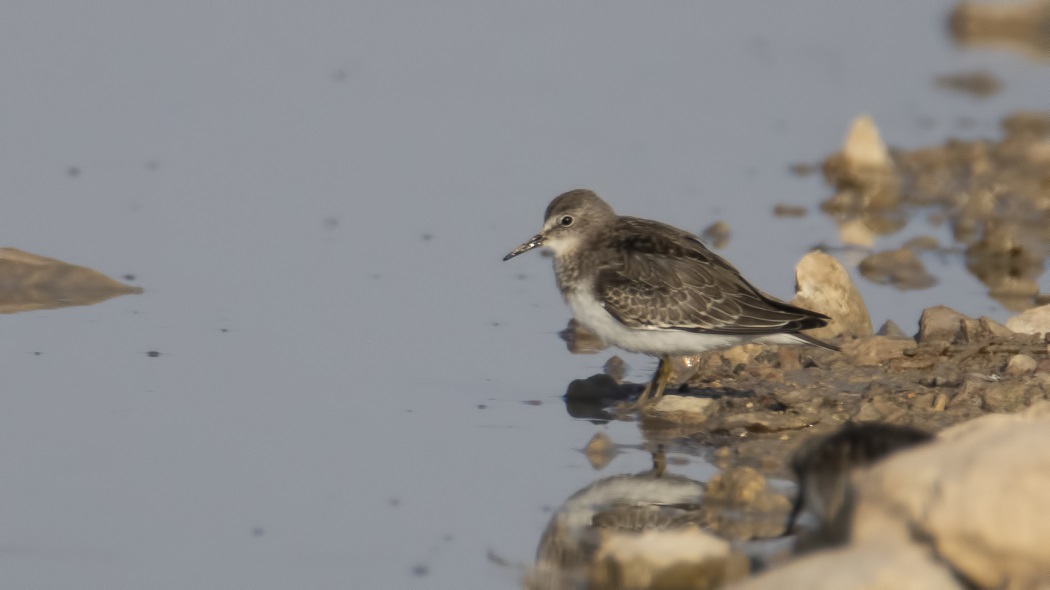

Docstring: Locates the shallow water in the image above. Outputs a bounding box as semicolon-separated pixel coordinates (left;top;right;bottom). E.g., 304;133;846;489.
0;2;1047;588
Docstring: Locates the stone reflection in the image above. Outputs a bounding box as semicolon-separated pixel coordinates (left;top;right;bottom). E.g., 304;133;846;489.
0;248;142;313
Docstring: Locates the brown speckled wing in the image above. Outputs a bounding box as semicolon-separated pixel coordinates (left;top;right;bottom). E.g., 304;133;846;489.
593;218;830;335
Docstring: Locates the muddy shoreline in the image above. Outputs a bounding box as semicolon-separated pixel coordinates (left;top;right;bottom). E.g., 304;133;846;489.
530;104;1050;588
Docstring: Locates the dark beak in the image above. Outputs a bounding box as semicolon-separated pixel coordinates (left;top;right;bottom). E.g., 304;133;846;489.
503;233;545;261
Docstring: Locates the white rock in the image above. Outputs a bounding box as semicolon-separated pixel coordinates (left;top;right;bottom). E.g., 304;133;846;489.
644;395;718;424
791;251;873;339
591;528;731;589
852;403;1050;588
1006;304;1050;336
1005;354;1038;376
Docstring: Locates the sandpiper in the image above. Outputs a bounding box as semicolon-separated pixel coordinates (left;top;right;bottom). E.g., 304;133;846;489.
503;189;838;405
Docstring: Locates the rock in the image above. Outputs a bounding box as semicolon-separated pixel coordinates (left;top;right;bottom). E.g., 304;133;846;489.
837;219;875;248
1006;304;1050;336
851;403;1050;589
564;374;632;402
820;115;900;211
949;1;1050;62
716;411;816;434
584;432;617;470
875;320;910;339
726;541;964;590
641;395;718;425
978;382;1033;414
901;235;940;251
958;316;1015;343
1005;354;1038;377
858;248;937;290
721;344;766;367
840;114;891;169
603;356;627;383
935;70;1002;98
965;220;1044;311
843;337;912;366
778;347;802;371
666;355;702;387
706;467;767;506
700;221;731;249
773;204;807;217
791;251;873;339
560;319;608;354
589;528;736;590
701;467;792;541
916;306;973;344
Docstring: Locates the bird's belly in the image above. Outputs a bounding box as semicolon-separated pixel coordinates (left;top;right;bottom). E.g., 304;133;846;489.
565;290;799;355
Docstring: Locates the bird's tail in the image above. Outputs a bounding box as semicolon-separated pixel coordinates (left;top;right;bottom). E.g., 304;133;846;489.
792;332;841;352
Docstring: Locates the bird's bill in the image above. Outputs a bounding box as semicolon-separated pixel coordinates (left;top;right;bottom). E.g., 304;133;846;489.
503;233;545;261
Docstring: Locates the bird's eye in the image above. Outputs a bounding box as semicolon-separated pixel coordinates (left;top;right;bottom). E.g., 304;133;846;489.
560;215;574;227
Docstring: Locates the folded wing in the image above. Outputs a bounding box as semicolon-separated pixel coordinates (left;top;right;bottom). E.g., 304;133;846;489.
594;219;830;335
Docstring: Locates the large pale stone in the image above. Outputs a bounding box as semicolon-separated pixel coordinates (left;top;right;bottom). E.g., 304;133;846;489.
726;541;962;590
0;247;142;313
791;251;872;339
852;403;1050;589
590;528;736;590
1006;303;1050;336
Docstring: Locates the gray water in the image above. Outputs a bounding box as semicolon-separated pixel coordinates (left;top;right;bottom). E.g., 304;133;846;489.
0;3;1047;588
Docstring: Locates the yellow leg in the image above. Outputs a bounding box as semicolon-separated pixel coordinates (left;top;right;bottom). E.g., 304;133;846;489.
635;356;673;406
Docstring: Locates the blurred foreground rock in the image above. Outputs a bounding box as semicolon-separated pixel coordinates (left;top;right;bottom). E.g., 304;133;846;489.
0;247;142;313
730;403;1050;589
729;541;964;590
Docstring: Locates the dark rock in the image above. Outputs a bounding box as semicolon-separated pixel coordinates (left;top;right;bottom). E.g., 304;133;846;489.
604;356;627;383
565;374;632;402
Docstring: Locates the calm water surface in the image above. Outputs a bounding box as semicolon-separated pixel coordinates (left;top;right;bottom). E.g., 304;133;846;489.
0;2;1046;588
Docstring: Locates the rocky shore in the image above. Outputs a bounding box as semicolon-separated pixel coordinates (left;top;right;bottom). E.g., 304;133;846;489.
529;106;1050;589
